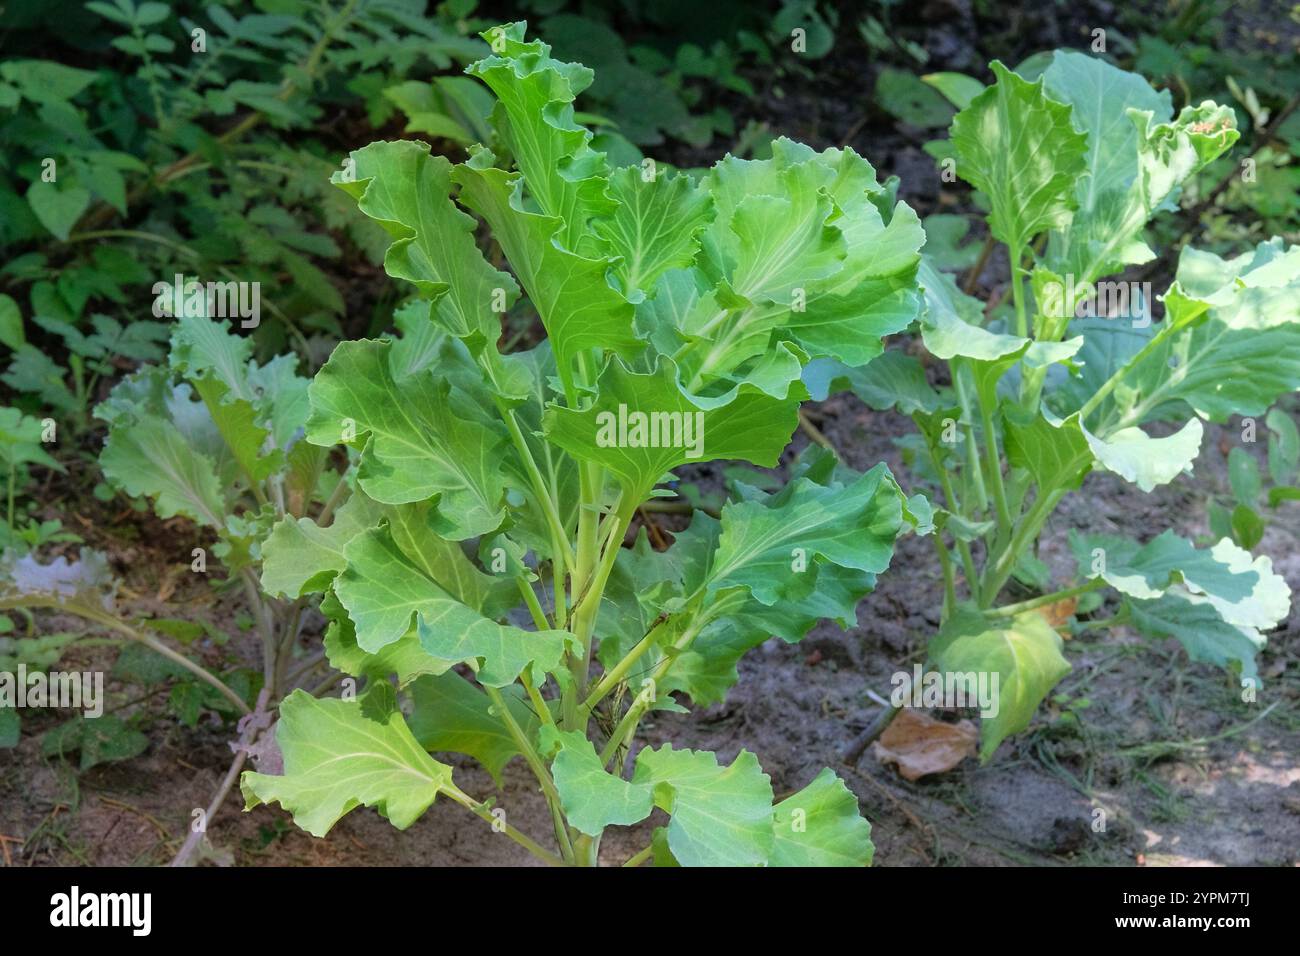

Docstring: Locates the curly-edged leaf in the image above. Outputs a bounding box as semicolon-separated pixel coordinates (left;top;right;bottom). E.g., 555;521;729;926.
949;60;1088;251
306;339;509;539
1082;417;1203;492
320;591;447;687
331;140;520;352
548;729;654;836
929;607;1071;760
241;684;454;837
593;166;714;295
260;491;383;598
632;744;774;866
708;463;903;607
544;356;803;501
769;768;873;867
408;673;539;787
1043;52;1238;282
99;410;226;527
452;151;639;396
336;528;566;686
168;310;257;403
191;377;281;485
917;258;1025;361
0;549;115;612
1126;589;1267;684
466;21;615;250
1110;241;1300;427
1071;531;1289;631
665;140;922;394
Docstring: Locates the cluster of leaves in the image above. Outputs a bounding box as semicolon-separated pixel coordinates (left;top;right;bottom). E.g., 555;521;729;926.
1124;3;1300;248
822;50;1298;759
1211;402;1300;550
240;22;928;866
0;402;68;553
0;0;493;429
2;294;332;762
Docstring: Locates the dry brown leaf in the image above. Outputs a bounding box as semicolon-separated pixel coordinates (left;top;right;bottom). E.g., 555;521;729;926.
1035;596;1078;636
871;709;978;781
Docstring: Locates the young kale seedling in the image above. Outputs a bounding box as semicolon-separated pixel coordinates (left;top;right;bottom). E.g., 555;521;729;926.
833;52;1298;762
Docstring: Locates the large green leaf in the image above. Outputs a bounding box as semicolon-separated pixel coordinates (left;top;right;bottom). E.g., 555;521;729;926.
769;768;874;867
1071;531;1289;631
632;745;774;866
1039;51;1221;283
466;21;615;250
547;729;654;836
331;140;520;352
929;607;1071;760
917;258;1026;361
241;684;454;837
544;356;802;501
306;339;510;539
335;528;568;686
451;150;640;396
662;140;922;396
708;463;902;607
593;166;714;295
949;60;1088;251
408;673;539;787
1127;590;1268;684
260;491;383;598
1110;242;1300;428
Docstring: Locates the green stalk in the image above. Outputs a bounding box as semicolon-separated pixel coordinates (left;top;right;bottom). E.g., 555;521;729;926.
933;535;956;619
444;783;568;867
580;611;674;717
922;425;981;604
489;392;575;573
976;382;1012;539
599;617;706;767
980;487;1066;607
986;578;1104;617
1009;242;1029;338
952;364;989;513
484;684;574;863
1078;316;1187;430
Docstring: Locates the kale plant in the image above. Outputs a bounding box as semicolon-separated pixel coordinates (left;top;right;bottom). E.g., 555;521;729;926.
240;22;927;867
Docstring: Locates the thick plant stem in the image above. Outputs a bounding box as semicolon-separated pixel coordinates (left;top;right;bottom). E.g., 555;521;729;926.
975;391;1012;538
952;366;989;513
598;618;705;767
987;578;1104;617
980;487;1066;607
623;844;654;867
922;430;981;603
933;536;956;618
1009;242;1029;338
493;394;575;573
580;612;673;716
